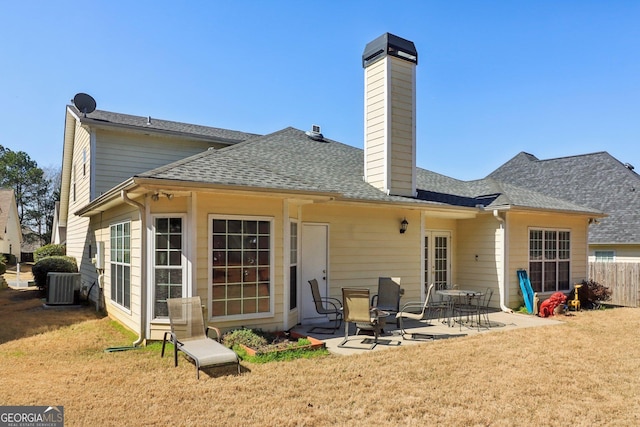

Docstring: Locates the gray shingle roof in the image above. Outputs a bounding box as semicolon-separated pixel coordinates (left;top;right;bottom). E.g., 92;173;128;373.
138;127;599;214
69;106;260;143
489;151;640;243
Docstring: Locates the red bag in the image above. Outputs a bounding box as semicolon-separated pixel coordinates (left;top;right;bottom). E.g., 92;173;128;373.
538;292;567;318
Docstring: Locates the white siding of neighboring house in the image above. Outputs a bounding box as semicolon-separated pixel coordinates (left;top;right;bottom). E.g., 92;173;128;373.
0;191;21;260
588;245;640;263
93;128;226;198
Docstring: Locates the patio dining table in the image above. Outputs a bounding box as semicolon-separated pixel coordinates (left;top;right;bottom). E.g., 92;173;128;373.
436;289;483;327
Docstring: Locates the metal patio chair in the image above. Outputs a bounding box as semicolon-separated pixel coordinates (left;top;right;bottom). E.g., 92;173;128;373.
339;287;384;350
371;277;403;327
307;279;343;334
395;283;438;340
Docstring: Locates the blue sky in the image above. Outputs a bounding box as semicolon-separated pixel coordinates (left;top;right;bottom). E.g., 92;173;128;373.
1;1;639;180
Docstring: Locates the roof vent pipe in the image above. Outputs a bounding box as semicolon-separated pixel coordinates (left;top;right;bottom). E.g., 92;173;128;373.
305;124;325;141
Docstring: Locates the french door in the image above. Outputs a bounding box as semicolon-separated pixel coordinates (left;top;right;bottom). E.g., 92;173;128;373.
424;231;451;292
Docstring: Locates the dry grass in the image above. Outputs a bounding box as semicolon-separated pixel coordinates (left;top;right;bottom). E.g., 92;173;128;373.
2;286;640;426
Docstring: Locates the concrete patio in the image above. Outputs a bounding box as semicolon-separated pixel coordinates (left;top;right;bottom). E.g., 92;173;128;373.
293;310;564;356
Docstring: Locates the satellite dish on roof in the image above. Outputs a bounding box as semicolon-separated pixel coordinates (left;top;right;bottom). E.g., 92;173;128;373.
73;93;96;117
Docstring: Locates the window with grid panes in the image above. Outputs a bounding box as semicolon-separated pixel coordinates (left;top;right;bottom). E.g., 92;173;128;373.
529;228;570;292
210;217;272;318
153;217;184;317
110;221;131;309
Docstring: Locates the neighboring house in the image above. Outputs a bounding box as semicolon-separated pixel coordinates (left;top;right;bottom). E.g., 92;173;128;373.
51;201;65;245
489;151;640;262
58;33;601;342
0;189;22;262
20;227;41;263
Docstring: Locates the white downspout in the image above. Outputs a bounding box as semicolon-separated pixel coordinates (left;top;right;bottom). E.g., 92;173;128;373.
493;210;513;313
121;190;147;347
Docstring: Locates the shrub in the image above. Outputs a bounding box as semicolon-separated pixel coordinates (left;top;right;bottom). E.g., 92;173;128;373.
0;262;5;276
2;253;16;265
222;328;267;349
32;256;78;289
34;244;67;263
570;279;612;309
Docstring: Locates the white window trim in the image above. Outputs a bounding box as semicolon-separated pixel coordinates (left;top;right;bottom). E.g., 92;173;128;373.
207;214;275;321
528;227;572;293
150;214;188;322
288;219;299;313
110;220;132;314
594;250;616;262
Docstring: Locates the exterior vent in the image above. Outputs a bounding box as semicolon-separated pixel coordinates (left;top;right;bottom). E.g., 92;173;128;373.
305;125;325;141
47;273;81;305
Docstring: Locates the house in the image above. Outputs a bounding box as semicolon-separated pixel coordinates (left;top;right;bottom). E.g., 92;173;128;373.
489;151;640;262
0;189;22;263
57;33;601;342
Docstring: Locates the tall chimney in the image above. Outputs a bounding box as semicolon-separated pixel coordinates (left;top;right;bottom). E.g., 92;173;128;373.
362;33;418;197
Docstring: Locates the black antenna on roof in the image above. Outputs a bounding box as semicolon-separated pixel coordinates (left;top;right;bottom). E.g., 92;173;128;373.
72;93;97;117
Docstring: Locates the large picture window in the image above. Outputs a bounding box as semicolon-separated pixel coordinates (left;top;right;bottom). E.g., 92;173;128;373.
153;217;184;318
210;216;272;318
529;228;570;293
110;221;131;309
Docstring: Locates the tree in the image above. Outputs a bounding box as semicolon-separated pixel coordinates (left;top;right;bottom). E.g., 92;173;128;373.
0;145;59;245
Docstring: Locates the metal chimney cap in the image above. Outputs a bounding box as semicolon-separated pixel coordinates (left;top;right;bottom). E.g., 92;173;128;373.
362;32;418;68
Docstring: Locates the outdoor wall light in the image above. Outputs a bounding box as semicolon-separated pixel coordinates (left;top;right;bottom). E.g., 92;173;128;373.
151;192;174;201
400;218;409;234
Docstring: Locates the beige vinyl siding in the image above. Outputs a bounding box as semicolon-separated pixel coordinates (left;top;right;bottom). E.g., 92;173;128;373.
388;57;416;197
507;211;588;306
364;56;415;197
194;193;285;332
65;123;92;269
455;215;503;296
589;245;640;262
364;58;387;190
92;203;142;335
302;204;422;302
93;129;222;197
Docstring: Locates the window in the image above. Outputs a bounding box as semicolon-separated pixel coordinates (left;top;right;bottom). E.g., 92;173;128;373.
72;166;76;202
594;251;615;262
153;217;184;318
529;228;570;293
110;221;131;309
210;217;272;318
82;148;87;177
289;221;298;311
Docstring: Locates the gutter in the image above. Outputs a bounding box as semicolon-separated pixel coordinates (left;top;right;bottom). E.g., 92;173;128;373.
121;190;147;347
493;209;513;313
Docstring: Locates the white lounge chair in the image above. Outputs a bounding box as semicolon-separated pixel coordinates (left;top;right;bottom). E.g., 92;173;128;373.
161;296;240;379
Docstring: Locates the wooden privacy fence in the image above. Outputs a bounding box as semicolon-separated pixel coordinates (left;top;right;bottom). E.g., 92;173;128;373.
588;262;640;308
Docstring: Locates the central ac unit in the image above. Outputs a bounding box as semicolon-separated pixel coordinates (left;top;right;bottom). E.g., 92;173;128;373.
47;273;81;305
